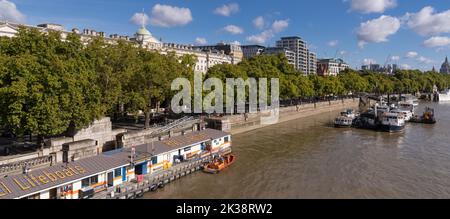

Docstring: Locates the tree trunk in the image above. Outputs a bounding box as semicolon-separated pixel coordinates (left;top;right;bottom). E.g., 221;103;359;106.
37;135;45;150
144;109;151;129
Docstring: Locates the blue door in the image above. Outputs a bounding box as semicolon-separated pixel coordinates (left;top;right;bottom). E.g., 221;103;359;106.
142;162;148;175
122;167;126;182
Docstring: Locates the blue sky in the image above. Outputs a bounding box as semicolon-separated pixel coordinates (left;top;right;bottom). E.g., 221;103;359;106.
3;0;450;70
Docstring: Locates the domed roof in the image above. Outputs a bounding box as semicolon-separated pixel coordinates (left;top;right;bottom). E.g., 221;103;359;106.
136;26;151;36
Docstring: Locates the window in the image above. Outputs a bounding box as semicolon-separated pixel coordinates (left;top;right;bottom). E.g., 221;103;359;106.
82;178;90;188
114;168;122;177
151;156;158;165
184;147;191;152
224;137;229;143
90;176;99;184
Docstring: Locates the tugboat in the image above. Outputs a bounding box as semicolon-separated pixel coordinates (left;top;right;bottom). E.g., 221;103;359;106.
410;107;436;124
379;112;406;133
203;154;236;174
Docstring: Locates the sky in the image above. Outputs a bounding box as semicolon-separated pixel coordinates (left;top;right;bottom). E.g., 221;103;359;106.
1;0;450;71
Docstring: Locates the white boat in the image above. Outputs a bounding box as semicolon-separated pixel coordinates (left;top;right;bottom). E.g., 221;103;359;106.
390;108;413;122
438;90;450;102
400;95;419;106
340;109;357;119
379;112;406;133
334;116;354;128
391;101;415;122
334;109;356;128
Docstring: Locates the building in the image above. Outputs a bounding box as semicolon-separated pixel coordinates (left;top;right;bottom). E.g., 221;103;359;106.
361;64;382;72
263;47;296;66
276;36;316;75
307;50;317;75
317;58;350;76
193;42;243;64
241;45;265;59
440;57;450;74
361;63;398;74
0;21;240;75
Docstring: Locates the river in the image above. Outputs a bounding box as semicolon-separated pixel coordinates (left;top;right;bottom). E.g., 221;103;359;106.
144;102;450;199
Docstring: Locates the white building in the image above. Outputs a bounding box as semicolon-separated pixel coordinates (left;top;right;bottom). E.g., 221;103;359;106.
276;36;316;75
263;47;296;66
0;22;240;74
307;50;317;75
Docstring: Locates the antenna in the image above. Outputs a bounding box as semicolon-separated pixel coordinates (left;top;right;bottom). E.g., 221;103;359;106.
141;8;146;27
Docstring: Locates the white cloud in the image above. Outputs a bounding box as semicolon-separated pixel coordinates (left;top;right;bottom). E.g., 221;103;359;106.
400;64;411;70
390;55;400;61
246;19;290;44
404;6;450;36
230;41;241;45
357;15;400;48
363;58;377;65
195;37;207;45
406;51;418;58
222;25;244;35
149;4;193;27
253;16;265;30
417;56;434;64
339;50;347;56
0;0;25;23
214;3;239;17
347;0;397;14
130;12;149;26
423;36;450;48
328;40;339;47
246;30;273;44
271;19;289;33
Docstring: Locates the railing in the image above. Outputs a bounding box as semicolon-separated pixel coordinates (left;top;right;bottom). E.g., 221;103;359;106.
0;156;52;175
99;156;216;199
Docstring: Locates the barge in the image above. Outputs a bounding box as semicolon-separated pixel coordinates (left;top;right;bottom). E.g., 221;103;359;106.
0;129;232;199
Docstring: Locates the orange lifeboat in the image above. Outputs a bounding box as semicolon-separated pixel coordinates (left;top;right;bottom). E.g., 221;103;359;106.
203;154;236;174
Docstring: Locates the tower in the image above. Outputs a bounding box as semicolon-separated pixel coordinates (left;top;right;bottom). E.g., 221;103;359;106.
440;56;450;74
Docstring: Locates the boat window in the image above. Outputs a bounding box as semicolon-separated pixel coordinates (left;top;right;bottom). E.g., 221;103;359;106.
90;176;99;185
81;178;90;188
151;156;158;165
224;137;229;143
184;147;191;152
114;168;122;177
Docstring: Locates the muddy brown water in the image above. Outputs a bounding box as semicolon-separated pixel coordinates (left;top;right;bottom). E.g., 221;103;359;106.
144;102;450;199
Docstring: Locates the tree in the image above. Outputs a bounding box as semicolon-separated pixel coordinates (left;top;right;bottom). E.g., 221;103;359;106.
0;28;103;145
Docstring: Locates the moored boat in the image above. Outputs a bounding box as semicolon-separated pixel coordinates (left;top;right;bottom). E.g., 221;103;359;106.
334;116;354;128
203;154;236;174
379;112;406;133
438;90;450;102
410;107;436;124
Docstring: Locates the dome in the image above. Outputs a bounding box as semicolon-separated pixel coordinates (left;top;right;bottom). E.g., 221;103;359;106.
136;26;151;36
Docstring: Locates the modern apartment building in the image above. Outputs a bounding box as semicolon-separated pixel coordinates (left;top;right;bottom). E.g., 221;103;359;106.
241;45;266;59
307;50;317;75
264;47;296;66
276;36;315;75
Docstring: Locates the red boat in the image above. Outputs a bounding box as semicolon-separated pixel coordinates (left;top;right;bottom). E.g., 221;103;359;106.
203;154;236;174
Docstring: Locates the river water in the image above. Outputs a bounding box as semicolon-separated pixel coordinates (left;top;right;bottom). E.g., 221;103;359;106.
144;102;450;199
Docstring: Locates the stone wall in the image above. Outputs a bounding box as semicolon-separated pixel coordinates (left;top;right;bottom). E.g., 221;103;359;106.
117;122;203;149
207;98;359;135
